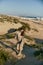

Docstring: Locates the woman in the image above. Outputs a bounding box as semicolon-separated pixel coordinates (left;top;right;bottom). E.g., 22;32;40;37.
16;29;25;56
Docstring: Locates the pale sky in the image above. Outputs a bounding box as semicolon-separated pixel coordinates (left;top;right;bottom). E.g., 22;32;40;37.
0;0;43;17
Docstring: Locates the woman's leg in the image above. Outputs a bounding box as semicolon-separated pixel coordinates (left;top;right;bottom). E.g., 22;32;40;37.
18;40;24;56
17;44;20;51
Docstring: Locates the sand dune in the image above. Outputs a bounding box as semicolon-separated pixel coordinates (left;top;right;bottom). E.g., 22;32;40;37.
0;22;22;35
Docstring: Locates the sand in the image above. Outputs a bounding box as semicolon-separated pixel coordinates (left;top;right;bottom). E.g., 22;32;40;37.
0;22;22;35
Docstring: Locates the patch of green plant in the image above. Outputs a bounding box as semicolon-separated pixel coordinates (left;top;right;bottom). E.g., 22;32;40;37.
32;43;43;49
17;26;25;31
13;18;19;23
20;22;31;31
31;44;40;48
6;33;15;39
0;35;6;40
32;28;38;32
24;35;33;41
0;47;17;65
6;34;14;38
34;49;43;60
0;18;4;22
0;32;16;40
0;48;9;65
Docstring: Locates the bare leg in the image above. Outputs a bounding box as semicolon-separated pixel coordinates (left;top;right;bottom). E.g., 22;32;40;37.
17;40;24;56
16;44;20;52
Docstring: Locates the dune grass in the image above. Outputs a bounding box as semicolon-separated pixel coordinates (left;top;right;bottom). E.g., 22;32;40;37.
0;47;17;65
20;22;31;30
0;18;4;22
24;35;33;41
32;28;38;32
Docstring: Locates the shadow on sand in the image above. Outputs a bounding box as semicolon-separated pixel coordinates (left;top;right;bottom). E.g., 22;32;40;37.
0;41;18;54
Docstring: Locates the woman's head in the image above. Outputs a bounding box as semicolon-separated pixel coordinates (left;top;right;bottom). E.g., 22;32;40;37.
17;27;25;36
21;30;24;36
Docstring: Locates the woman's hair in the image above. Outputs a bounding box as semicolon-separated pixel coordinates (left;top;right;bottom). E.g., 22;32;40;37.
21;30;24;36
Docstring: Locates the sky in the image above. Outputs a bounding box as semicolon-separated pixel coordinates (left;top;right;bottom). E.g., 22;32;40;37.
0;0;43;17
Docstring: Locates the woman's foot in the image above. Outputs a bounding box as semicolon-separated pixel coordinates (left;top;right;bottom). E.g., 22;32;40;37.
17;53;21;56
17;53;26;59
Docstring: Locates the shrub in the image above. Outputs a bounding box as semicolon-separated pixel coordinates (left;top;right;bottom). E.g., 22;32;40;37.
20;22;30;31
0;18;4;22
0;48;17;65
24;35;33;41
32;28;38;32
13;18;19;23
34;49;43;60
0;48;9;65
